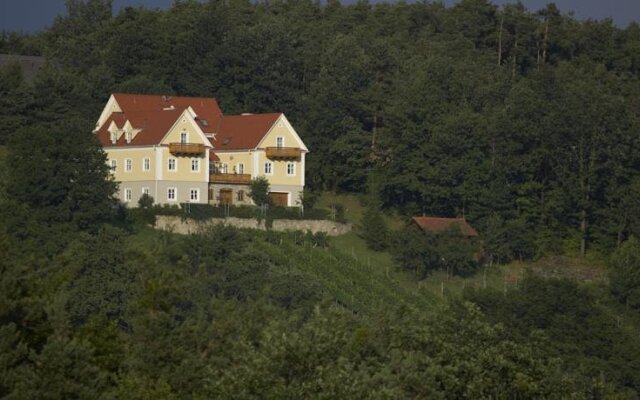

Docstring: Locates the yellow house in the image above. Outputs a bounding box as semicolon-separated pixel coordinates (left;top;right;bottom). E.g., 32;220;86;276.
94;93;308;207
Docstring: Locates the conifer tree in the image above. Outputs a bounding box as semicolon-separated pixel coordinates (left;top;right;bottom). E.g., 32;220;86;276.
360;174;389;251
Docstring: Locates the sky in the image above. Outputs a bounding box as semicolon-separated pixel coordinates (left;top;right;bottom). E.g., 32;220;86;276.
0;0;639;33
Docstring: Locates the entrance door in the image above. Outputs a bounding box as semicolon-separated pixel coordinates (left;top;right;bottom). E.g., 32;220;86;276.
269;192;288;207
219;189;233;205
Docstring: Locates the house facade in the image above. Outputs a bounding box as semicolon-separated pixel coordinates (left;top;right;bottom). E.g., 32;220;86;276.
94;93;308;207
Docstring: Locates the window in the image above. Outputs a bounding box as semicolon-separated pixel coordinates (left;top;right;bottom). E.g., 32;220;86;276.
142;187;150;196
264;162;273;175
191;158;200;172
143;157;150;171
168;158;177;171
287;162;295;176
276;136;284;148
110;159;117;172
126;131;132;143
124;188;132;202
190;188;199;202
180;132;188;144
237;190;245;202
167;187;177;201
237;163;244;174
125;159;132;172
110;132;116;144
220;163;228;174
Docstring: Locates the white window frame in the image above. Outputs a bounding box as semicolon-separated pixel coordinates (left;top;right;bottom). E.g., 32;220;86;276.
143;157;150;171
287;162;296;176
180;131;188;144
237;162;244;174
126;131;132;143
125;158;132;172
110;159;117;172
189;188;199;202
191;158;200;172
124;188;132;202
276;136;284;148
142;187;150;196
264;162;273;175
167;187;177;202
168;157;177;172
220;163;228;174
110;131;116;144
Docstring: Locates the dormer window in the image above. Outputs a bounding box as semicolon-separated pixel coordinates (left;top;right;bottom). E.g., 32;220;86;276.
125;131;132;144
110;131;116;144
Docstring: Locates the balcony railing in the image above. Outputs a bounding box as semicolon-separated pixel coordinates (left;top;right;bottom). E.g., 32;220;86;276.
209;173;252;185
265;146;302;159
169;142;205;155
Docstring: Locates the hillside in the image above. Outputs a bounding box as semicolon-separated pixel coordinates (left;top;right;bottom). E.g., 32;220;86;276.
2;0;640;397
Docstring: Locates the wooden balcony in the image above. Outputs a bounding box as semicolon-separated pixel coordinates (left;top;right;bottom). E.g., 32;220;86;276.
209;173;252;185
169;142;205;155
265;146;302;159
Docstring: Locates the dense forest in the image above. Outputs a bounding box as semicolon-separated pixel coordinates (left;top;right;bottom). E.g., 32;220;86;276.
2;0;640;259
2;0;640;398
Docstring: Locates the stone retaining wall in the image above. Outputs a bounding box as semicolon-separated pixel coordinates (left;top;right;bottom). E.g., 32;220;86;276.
155;215;352;236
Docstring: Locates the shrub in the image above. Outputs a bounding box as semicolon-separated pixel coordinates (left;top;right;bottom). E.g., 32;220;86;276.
610;237;640;310
249;177;270;206
392;225;480;279
360;203;389;251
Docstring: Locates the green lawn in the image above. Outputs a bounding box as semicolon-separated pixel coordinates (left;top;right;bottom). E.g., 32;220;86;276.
316;192;407;229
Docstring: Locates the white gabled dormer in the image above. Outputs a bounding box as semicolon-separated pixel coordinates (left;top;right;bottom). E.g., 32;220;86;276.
107;121;121;145
95;94;122;133
123;120;139;143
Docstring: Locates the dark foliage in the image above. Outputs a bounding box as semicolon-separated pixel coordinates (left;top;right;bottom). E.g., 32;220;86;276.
1;1;640;397
464;274;640;395
610;237;640;310
393;225;481;278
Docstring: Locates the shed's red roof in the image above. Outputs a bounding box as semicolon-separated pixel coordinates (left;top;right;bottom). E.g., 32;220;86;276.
412;217;479;237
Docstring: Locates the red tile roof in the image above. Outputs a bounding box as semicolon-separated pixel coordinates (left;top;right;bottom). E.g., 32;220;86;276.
215;113;282;150
412;217;479;237
95;93;223;147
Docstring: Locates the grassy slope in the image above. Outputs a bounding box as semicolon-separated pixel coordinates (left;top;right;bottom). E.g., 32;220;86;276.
127;192;612;316
316;192;609;299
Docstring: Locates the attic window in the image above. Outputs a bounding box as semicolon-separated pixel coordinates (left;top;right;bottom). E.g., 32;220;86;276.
223;138;231;145
200;119;209;127
110;132;116;144
126;131;132;143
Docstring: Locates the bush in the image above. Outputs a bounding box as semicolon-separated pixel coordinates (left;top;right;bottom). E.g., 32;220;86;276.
249;177;270;206
134;194;155;225
154;203;331;222
610;237;640;310
392;225;480;279
298;188;319;211
360;203;389;251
